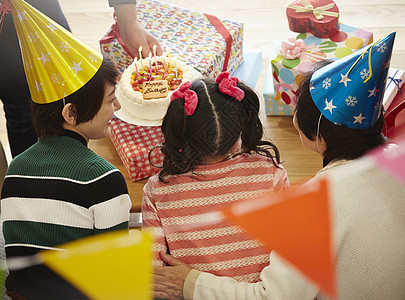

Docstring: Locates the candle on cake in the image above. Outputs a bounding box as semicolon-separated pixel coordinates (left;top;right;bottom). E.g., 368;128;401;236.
153;45;158;68
148;52;153;77
134;58;141;80
138;46;144;72
162;52;167;73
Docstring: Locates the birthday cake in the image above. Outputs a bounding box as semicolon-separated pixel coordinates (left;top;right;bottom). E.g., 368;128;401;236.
116;55;201;122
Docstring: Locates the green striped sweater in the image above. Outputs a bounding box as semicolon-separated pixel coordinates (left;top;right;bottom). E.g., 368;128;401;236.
1;131;131;297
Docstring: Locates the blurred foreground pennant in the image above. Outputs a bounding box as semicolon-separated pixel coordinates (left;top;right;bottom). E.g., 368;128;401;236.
40;230;153;300
224;178;336;298
369;134;405;186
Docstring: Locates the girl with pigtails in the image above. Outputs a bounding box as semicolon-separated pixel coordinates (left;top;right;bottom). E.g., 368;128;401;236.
142;72;289;283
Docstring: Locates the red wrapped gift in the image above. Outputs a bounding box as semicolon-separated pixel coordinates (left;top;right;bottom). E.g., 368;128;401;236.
109;119;163;181
384;84;405;139
286;0;340;38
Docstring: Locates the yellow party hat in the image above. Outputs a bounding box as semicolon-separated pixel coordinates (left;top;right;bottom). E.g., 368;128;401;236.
9;0;103;104
40;230;153;300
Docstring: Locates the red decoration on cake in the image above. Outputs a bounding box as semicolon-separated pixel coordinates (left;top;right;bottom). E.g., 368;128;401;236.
286;0;340;38
130;60;183;93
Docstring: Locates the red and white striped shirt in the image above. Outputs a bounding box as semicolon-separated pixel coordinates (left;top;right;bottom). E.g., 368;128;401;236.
142;153;289;282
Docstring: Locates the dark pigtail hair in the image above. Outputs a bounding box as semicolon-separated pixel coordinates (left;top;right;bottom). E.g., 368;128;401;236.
238;82;281;166
155;78;282;182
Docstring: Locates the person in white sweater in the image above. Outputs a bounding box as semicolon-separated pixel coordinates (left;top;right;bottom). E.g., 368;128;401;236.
153;33;405;299
154;153;405;300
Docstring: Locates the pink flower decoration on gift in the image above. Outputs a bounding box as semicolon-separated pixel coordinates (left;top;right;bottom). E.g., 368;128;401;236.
280;37;307;60
170;81;198;115
216;72;245;101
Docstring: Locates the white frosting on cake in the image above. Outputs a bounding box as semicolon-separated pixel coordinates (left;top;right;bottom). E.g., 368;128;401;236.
117;56;201;122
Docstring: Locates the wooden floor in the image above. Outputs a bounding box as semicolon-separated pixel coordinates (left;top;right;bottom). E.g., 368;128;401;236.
1;0;404;210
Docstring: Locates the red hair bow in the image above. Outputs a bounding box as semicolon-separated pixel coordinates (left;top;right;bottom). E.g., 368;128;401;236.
216;72;245;101
170;81;198;116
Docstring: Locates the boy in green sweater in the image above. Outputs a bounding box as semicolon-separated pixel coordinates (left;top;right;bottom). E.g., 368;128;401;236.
1;0;131;298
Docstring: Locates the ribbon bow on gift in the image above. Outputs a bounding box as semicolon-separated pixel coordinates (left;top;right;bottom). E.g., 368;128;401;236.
386;70;403;95
280;37;307;60
287;0;339;20
0;0;11;33
280;37;326;62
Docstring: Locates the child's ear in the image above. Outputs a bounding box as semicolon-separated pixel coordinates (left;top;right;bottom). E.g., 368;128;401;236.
317;135;327;154
61;103;77;125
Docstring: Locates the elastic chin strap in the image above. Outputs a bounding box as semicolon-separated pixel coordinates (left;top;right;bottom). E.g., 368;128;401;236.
316;113;322;154
75;125;89;141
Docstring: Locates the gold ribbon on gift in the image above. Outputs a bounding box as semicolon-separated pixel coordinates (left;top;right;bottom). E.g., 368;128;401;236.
287;0;339;20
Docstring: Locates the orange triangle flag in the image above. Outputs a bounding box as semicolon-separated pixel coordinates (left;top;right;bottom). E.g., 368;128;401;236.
224;178;336;298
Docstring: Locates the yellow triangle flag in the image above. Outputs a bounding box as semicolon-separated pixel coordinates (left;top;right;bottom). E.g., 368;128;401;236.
10;0;103;104
40;230;153;300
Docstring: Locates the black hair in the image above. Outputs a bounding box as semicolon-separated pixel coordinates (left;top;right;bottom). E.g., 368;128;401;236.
295;60;385;162
31;57;119;137
156;77;281;182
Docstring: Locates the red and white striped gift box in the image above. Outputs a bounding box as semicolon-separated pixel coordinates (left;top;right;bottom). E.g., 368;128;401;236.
109;118;163;181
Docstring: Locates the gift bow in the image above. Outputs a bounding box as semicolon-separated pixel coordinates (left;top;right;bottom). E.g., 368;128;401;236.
280;37;307;60
0;0;11;33
386;70;403;95
288;0;339;20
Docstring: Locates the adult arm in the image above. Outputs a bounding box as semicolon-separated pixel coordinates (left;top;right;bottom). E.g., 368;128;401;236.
108;0;163;58
155;251;320;300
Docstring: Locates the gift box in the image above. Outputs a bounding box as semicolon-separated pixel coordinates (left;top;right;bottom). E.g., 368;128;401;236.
265;23;373;116
286;0;340;38
383;68;405;111
264;60;295;116
100;22;134;73
109;118;164;182
232;52;262;89
100;0;244;77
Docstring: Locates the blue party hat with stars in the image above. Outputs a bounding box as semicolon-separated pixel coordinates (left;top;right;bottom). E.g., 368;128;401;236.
310;32;395;129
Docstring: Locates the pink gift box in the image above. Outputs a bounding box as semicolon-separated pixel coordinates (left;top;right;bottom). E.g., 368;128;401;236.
109;119;164;181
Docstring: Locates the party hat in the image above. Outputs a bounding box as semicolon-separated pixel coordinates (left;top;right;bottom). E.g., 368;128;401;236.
9;0;103;104
310;32;395;129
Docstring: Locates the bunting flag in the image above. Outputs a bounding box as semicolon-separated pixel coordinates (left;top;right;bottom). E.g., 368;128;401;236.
40;230;153;300
223;178;336;298
310;32;395;129
369;133;405;186
9;0;103;104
